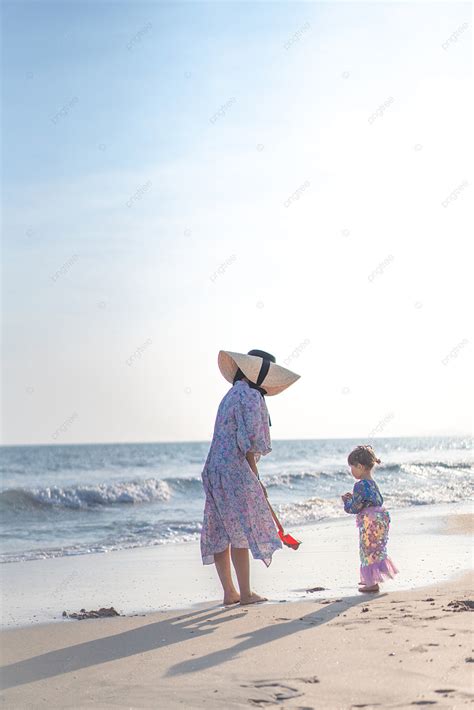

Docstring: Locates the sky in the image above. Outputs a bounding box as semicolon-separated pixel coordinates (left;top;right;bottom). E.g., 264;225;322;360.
1;0;472;446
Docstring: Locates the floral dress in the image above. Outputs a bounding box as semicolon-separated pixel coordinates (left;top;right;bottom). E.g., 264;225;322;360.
200;380;282;566
344;479;398;586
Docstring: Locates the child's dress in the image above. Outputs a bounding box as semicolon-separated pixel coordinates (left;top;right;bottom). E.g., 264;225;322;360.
344;479;398;586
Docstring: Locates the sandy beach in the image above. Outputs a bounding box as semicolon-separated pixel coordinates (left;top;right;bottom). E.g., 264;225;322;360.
0;573;472;709
1;507;473;708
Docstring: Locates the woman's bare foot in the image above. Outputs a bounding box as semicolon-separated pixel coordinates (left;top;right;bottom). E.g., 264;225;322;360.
359;584;379;593
240;592;268;605
223;591;240;606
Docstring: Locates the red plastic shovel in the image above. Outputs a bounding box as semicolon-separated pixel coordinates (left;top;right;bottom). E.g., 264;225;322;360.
260;482;301;550
277;527;301;550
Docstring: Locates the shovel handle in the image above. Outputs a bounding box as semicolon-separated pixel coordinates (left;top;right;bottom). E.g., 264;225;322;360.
258;480;284;533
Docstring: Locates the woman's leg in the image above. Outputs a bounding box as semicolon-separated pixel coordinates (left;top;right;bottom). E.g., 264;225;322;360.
230;546;267;605
214;546;240;605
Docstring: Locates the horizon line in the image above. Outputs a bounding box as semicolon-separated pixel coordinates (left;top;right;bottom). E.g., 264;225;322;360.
1;433;471;449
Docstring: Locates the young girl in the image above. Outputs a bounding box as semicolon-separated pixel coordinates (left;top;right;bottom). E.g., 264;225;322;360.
342;445;398;593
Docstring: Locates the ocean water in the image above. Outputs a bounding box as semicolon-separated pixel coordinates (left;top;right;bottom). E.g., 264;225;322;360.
0;437;472;564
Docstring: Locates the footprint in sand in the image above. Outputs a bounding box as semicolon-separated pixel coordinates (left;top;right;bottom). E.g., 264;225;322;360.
245;681;304;705
410;644;429;653
249;700;274;707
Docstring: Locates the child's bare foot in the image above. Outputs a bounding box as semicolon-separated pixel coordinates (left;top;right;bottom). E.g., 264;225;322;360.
240;592;268;605
223;591;240;605
359;584;379;593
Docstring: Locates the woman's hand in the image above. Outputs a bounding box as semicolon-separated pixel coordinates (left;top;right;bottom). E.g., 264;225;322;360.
341;492;352;502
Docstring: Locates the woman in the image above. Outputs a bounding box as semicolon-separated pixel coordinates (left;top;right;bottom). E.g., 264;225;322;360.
200;349;300;606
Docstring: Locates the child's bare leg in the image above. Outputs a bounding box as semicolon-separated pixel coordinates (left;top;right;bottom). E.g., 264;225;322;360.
214;547;240;604
230;546;267;605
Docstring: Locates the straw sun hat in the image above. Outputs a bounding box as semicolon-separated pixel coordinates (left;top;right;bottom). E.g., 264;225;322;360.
218;349;300;396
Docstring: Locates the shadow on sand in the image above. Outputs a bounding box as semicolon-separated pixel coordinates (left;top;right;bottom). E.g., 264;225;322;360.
0;594;373;689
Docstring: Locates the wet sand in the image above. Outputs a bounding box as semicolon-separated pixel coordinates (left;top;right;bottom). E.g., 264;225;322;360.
1;502;472;630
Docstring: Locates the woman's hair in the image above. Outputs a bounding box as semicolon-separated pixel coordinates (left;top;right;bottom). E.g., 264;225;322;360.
233;367;268;395
233;368;246;384
348;445;381;468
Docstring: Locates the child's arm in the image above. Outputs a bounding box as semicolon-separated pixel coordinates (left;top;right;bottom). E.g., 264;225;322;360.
343;481;367;514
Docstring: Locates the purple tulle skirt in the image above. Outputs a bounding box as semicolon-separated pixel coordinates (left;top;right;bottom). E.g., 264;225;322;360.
356;506;398;586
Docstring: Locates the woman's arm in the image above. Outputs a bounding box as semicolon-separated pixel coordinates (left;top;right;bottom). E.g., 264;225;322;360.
246;451;269;499
246;451;259;477
235;388;272;459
